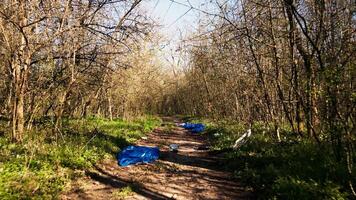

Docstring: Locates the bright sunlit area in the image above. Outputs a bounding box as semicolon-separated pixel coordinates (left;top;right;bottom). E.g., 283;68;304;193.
0;0;355;199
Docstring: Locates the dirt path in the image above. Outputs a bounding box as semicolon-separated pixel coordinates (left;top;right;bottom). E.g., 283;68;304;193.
62;117;253;200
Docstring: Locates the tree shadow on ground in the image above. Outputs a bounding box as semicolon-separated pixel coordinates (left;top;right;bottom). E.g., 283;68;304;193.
67;116;254;199
93;132;131;155
159;151;225;171
148;159;252;199
85;165;173;200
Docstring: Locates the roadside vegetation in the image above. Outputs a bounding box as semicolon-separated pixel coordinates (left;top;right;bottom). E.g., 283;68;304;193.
0;116;161;199
0;1;164;198
184;116;355;199
166;0;355;199
0;0;355;199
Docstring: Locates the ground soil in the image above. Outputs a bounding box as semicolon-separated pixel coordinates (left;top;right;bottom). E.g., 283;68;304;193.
62;117;253;200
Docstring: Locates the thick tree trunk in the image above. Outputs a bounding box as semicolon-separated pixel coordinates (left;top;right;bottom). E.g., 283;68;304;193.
11;58;28;142
9;1;30;142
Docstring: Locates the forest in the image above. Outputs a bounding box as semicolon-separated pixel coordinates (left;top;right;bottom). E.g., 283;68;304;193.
0;0;355;199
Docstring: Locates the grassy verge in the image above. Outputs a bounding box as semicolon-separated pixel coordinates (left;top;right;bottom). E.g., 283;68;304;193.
183;117;354;199
0;116;161;199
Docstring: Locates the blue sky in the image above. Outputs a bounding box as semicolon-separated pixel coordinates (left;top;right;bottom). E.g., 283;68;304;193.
142;0;206;36
141;0;209;68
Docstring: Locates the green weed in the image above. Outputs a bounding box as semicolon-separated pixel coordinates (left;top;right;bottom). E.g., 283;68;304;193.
0;116;161;199
202;120;354;199
112;185;134;199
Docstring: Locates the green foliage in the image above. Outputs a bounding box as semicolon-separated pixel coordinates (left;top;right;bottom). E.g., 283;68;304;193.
0;116;161;199
205;121;353;199
272;177;347;200
112;185;134;199
0;147;69;200
205;120;246;150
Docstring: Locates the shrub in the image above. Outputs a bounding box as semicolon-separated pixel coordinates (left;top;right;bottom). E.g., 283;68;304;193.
272;177;348;200
205;120;352;199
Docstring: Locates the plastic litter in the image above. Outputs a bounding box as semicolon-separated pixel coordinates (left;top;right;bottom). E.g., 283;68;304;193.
232;129;252;149
169;144;179;153
214;132;222;137
179;122;205;133
117;145;159;167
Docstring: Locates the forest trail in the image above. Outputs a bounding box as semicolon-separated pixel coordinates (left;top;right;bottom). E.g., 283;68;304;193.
62;117;253;200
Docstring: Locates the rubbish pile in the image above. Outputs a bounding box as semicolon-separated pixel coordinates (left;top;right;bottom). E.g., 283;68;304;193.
117;122;207;167
179;122;205;133
117;145;159;167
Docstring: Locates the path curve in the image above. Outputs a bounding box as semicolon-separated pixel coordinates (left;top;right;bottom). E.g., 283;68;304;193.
63;117;253;200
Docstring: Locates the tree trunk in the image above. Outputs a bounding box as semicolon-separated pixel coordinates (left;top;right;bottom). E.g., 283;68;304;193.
12;58;28;142
108;91;113;121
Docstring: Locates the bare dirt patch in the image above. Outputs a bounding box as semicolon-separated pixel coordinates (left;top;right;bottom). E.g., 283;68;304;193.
62;117;253;200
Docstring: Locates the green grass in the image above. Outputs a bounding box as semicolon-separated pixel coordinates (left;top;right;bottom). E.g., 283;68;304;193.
112;185;134;199
0;115;161;199
183;117;354;199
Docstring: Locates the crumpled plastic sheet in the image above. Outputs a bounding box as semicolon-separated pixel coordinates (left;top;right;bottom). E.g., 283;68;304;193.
179;122;205;133
117;145;159;167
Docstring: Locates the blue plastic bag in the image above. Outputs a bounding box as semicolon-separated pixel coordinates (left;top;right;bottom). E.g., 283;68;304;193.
117;146;159;167
191;123;205;133
180;123;205;133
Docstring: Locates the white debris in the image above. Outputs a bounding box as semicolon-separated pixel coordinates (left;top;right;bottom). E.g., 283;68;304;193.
233;129;252;150
169;144;179;152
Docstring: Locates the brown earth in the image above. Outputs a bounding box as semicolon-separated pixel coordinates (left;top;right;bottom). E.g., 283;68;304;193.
62;117;253;200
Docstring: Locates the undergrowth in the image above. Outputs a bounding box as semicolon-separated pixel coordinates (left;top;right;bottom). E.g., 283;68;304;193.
0;116;161;199
112;185;134;199
183;116;355;200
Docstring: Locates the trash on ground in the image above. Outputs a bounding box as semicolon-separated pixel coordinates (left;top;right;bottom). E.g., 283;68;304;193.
179;122;205;133
232;129;252;149
141;136;148;140
117;145;159;167
169;144;179;153
213;132;222;137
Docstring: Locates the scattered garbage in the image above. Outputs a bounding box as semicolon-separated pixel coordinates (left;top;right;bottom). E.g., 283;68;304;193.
213;132;222;137
179;122;205;133
169;144;179;153
141;136;148;140
117;146;159;167
232;129;252;149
